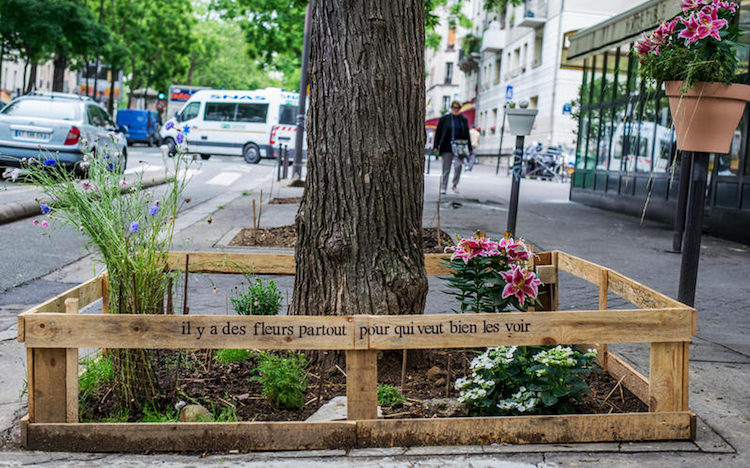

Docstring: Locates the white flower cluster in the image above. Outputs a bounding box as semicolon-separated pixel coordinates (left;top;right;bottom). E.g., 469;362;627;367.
497;386;540;413
457;387;488;403
469;346;517;371
584;348;598;359
533;345;577;368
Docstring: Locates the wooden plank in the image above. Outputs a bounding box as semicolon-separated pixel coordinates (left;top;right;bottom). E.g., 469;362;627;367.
26;349;34;423
166;252;296;275
606;352;650;404
20;415;28;449
536;265;557;285
424;253;451;276
356;412;694;446
64;299;78;424
24;421;357;452
551;251;560;310
682;342;691;413
649;342;686;412
100;276;109;315
556;251;604;284
17;315;25;342
34;275;103;313
346;350;378;420
32;348;67;423
592;269;609;370
25;314;356;350
24;309;695;350
608;270;688;310
363;309;694;349
535;252;555;311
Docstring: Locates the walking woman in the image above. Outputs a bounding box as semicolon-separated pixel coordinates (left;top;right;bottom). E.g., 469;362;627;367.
433;101;473;194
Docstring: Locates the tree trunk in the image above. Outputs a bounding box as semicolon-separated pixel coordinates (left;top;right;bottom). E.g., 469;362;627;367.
52;54;67;92
292;1;428;319
25;63;37;94
108;67;116;115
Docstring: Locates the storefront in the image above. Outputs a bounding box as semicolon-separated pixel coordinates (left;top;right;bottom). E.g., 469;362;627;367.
567;0;750;244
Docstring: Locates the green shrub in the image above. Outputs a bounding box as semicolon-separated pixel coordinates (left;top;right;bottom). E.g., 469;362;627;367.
215;348;253;365
139;403;180;422
455;345;597;416
252;352;308;412
377;384;406;406
231;277;283;316
79;355;114;401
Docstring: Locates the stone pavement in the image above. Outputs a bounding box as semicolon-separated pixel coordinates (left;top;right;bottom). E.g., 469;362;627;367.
0;160;748;466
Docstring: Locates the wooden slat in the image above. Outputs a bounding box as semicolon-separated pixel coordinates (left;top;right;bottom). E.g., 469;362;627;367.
24;421;357;452
32;348;67;423
649;342;686;412
166;251;297;275
605;352;650;404
356;412;694;446
556;251;604;284
32;275;103;313
26;349;34;423
23;412;694;452
535;252;555;311
536;265;557;285
682;341;691;412
346;350;378;420
100;276;109;315
64;299;78;424
17;315;25;342
363;309;693;349
608;270;687;310
20;415;28;449
25;314;356;350
24;309;695;350
424;253;451;276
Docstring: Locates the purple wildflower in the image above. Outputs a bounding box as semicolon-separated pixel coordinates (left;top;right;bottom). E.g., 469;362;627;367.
165;121;174;130
149;204;159;216
44;158;56;167
129;221;140;234
40;203;51;215
175;132;185;144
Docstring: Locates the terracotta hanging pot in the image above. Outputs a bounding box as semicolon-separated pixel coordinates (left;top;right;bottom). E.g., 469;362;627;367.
665;81;750;153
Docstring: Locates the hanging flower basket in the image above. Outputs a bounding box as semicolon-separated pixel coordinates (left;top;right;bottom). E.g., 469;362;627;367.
665;81;750;153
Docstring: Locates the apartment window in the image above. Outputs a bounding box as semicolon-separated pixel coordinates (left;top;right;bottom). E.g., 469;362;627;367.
442;96;451;113
447;27;456;50
494;56;502;84
522;43;528;73
512;49;520;77
533;30;543;68
445;62;454;84
491;108;498;133
530;96;538;109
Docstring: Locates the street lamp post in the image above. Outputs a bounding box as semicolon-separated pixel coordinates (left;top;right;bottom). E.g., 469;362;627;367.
495;103;508;175
292;0;314;179
504;101;538;237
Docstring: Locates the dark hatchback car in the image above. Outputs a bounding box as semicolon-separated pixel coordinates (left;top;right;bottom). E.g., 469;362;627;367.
0;92;128;172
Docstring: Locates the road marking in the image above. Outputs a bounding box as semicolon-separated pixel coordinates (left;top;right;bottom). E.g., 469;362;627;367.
206;172;243;186
125;165;164;175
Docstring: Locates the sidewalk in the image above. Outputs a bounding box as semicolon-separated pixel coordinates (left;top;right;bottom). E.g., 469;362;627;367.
2;162;749;466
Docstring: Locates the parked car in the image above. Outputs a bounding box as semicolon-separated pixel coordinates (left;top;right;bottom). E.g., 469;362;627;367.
116;109;160;146
0;92;128;174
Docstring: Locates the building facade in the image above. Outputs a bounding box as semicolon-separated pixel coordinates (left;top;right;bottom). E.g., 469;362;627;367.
458;0;644;161
567;0;750;244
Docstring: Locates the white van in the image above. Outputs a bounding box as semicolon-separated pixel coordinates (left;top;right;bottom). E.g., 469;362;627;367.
159;88;303;163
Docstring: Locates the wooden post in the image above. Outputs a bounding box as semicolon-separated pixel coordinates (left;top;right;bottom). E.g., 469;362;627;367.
346;350;378;420
596;269;609;371
649;342;687;412
534;252;556;311
65;298;79;422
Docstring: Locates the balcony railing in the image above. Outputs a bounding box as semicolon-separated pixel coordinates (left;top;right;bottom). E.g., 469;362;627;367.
519;0;548;28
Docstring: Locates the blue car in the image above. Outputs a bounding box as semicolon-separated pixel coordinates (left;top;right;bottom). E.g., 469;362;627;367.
116;109;161;146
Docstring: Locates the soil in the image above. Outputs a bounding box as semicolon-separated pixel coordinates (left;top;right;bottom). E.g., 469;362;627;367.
82;348;646;423
269;197;303;205
230;225;454;253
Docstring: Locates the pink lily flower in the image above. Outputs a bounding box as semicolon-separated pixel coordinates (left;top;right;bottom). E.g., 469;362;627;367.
715;1;738;13
679;13;709;45
635;35;654;56
696;6;729;41
500;266;543;307
679;0;706;13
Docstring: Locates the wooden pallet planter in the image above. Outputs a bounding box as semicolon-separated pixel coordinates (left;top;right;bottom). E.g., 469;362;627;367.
17;251;697;452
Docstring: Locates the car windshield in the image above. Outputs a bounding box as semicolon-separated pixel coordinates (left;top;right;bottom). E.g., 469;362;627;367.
1;99;81;121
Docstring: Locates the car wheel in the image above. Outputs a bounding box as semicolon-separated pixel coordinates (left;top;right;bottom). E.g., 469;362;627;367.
118;148;128;173
164;137;177;157
200;154;211;160
243;143;261;164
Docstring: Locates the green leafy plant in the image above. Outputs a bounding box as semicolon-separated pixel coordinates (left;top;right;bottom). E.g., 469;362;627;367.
215;348;253;365
24;128;194;414
377;384;406;406
78;355;114;402
442;233;542;313
251;352;308;412
636;1;742;87
231;277;283;316
455;345;598;416
139;403;180;423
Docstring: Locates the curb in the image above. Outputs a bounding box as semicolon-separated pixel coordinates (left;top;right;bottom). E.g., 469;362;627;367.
0;175;171;226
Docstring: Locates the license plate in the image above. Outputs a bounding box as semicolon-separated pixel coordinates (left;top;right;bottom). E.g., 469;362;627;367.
14;130;50;140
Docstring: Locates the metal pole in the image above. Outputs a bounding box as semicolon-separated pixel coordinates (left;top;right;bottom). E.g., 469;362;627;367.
496;107;507;175
426;149;431;174
283;145;290;179
276;144;282;182
677;151;709;307
506;135;525;236
670;151;692;253
292;0;314;179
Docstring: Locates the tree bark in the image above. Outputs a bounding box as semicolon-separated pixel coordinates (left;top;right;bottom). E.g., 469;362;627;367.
52;54;67;92
292;0;428;318
25;63;37;94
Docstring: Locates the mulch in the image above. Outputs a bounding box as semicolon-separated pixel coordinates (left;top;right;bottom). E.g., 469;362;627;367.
83;348;645;423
